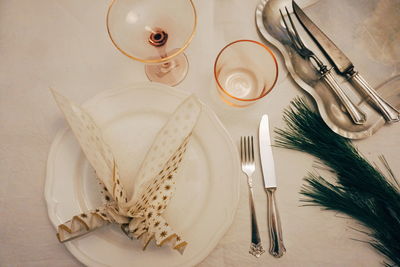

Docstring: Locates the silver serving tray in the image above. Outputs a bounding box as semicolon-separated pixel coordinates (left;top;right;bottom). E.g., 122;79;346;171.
256;0;400;139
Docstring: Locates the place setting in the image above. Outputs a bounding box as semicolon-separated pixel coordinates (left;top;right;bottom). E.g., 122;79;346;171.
42;0;400;266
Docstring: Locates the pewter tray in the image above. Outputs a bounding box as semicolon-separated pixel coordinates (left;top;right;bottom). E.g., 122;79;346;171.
256;0;400;139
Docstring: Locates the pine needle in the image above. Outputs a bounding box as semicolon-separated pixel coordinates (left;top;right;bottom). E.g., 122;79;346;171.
275;97;400;266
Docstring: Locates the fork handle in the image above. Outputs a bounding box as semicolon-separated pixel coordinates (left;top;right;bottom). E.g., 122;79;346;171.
266;188;286;258
248;186;265;257
322;70;366;125
348;71;399;123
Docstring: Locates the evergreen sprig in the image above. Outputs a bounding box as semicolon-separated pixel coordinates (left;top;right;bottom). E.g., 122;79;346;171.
275;97;400;266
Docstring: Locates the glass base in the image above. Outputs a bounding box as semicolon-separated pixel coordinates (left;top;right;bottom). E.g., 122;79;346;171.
145;52;189;87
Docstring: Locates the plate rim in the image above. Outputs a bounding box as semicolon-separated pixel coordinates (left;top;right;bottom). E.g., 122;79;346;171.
45;82;241;267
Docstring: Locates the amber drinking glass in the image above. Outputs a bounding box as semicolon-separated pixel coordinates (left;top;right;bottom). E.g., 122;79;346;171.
214;40;278;106
107;0;197;86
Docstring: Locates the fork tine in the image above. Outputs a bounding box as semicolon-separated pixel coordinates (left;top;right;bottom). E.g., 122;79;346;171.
250;136;254;163
244;136;248;163
240;136;244;163
247;136;251;163
279;8;300;51
279;10;292;38
248;136;251;163
279;9;289;31
244;136;247;163
241;136;246;163
240;137;242;161
239;137;241;161
247;136;250;163
285;6;306;49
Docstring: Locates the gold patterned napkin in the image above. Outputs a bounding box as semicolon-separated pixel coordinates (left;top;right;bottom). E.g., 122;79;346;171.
51;89;201;254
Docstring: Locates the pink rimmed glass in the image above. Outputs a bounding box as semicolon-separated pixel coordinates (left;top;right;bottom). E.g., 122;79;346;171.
107;0;197;86
214;40;278;107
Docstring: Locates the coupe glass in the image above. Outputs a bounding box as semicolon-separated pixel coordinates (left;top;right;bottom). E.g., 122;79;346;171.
107;0;197;86
214;40;278;107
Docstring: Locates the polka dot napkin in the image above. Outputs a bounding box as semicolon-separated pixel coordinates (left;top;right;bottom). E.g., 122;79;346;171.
51;89;201;254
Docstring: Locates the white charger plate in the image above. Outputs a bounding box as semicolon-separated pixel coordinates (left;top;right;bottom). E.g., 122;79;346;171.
45;82;240;267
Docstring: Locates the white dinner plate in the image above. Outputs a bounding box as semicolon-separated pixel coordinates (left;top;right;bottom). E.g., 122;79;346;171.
45;82;240;267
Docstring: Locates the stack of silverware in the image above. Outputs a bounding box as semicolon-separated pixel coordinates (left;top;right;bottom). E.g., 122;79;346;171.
283;0;399;125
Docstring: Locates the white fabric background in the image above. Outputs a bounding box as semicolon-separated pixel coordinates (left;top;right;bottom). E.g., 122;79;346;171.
0;0;399;266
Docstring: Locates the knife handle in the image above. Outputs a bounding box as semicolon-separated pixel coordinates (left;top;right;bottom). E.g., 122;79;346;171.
266;188;286;258
349;71;399;123
322;70;366;125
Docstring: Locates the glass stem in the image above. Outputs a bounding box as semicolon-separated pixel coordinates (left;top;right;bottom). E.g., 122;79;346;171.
156;45;176;74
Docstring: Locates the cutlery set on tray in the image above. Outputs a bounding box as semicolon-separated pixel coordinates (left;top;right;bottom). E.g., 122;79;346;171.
256;0;400;139
286;1;399;124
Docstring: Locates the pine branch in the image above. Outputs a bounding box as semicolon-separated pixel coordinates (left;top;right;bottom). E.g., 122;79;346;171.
275;97;400;266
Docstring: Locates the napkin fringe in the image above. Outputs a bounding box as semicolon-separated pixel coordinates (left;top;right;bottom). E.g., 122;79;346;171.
174;241;188;255
158;234;187;254
122;216;188;253
142;233;155;250
57;204;130;242
57;213;109;242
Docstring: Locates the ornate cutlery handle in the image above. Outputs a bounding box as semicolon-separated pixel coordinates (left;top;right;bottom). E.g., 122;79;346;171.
322;70;366;125
248;183;265;257
349;71;399;123
266;188;285;258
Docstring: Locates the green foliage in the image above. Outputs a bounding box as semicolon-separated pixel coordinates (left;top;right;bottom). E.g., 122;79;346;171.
275;98;400;266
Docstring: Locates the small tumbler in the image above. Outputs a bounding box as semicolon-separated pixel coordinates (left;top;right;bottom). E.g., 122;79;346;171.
214;40;278;107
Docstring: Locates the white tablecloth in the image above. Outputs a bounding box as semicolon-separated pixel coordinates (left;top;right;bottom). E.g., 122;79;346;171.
1;0;399;266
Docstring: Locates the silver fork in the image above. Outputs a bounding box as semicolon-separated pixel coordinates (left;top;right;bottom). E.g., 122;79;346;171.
240;136;265;258
280;7;366;125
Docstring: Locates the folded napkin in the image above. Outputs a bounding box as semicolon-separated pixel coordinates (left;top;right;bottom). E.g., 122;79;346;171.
51;89;201;253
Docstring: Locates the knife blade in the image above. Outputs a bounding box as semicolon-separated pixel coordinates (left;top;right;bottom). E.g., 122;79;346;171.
292;0;400;122
259;114;276;189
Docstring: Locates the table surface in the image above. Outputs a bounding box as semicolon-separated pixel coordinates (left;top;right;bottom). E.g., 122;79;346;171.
1;0;399;266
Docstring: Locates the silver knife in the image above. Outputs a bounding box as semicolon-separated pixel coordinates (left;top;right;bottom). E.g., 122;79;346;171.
292;0;400;123
259;114;286;258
